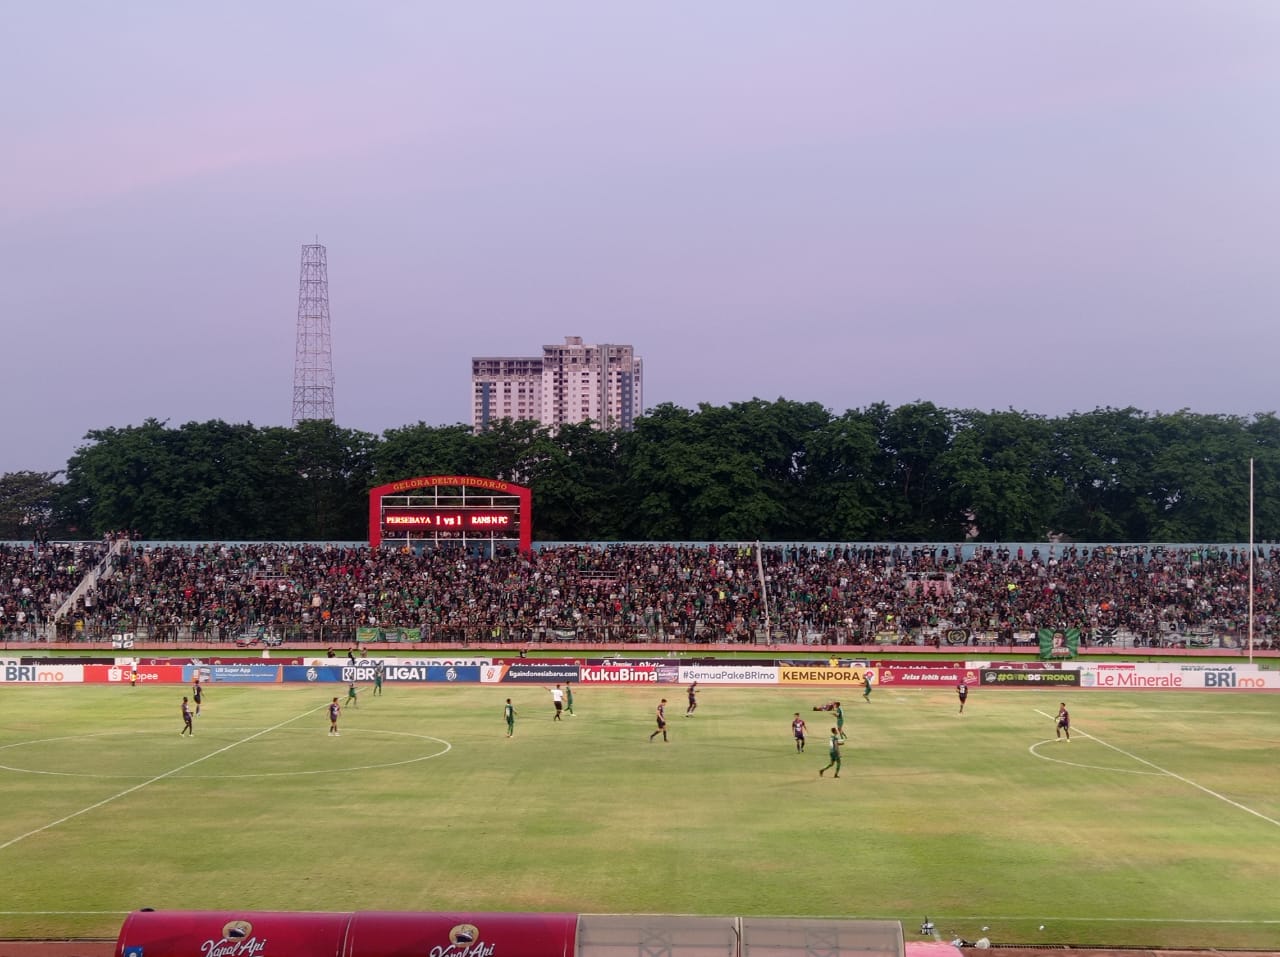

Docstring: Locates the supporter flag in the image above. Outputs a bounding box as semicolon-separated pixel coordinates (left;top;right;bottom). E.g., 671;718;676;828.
1037;627;1080;660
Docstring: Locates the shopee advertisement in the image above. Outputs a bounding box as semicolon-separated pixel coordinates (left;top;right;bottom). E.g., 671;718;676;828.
84;664;186;684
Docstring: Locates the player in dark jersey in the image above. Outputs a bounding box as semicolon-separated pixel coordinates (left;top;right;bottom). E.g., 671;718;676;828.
791;713;807;752
649;698;668;742
956;681;968;714
328;697;342;736
192;679;203;716
1056;702;1071;741
179;697;193;736
685;682;698;716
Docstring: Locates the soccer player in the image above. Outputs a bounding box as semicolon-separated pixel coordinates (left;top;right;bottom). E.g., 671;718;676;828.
649;698;668;742
834;701;846;741
373;661;384;696
550;684;564;720
1056;702;1071;741
564;681;574;715
956;681;968;714
819;728;841;777
192;679;203;716
862;671;873;702
180;697;194;736
791;713;807;752
328;697;341;736
685;681;698;716
504;698;517;738
345;679;360;708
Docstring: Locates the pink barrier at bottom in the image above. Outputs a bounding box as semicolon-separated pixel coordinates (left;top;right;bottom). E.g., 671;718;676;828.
115;910;579;957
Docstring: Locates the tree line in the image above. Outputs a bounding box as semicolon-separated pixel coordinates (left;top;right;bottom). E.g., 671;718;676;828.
2;401;1278;543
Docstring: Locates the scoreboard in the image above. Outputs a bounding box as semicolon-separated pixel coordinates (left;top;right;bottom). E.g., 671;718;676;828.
368;475;532;555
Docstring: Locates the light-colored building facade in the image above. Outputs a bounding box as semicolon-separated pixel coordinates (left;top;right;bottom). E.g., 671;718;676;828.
472;336;643;432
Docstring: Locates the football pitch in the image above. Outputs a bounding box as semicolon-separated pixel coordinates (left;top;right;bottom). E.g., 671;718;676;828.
1;683;1277;949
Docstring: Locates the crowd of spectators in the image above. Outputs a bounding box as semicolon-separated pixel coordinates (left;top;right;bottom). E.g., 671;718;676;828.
2;539;1275;649
0;542;110;639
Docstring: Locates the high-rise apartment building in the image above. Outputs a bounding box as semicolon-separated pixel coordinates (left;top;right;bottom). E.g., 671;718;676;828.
472;336;644;432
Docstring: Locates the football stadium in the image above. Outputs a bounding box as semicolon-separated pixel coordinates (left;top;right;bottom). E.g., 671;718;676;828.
2;535;1278;956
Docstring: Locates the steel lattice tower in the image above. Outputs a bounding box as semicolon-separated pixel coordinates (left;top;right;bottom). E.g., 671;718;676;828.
291;243;336;424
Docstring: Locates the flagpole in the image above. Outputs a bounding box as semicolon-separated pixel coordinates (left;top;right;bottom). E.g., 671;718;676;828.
755;541;773;645
1248;458;1254;665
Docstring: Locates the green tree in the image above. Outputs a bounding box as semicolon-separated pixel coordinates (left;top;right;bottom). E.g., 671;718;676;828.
945;410;1062;541
800;410;892;540
373;423;483;482
1140;411;1265;541
1050;408;1161;540
522;421;625;540
866;402;964;540
0;471;66;540
280;420;377;540
618;401;814;540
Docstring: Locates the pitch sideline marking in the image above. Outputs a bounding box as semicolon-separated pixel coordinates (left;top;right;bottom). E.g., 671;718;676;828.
0;704;325;852
1032;709;1280;829
0;728;451;779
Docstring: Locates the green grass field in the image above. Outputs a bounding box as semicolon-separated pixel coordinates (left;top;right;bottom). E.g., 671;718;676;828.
1;682;1277;949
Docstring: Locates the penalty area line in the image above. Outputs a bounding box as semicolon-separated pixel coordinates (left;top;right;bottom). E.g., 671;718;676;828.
0;705;326;853
1033;709;1280;829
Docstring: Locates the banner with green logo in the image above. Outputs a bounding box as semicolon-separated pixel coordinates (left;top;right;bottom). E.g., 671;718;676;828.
1037;627;1080;660
356;627;423;643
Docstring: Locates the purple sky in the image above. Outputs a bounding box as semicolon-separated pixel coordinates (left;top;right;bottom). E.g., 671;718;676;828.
3;2;1278;476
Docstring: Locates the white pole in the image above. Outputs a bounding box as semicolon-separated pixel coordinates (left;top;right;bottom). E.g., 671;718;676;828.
755;541;772;644
1248;458;1254;664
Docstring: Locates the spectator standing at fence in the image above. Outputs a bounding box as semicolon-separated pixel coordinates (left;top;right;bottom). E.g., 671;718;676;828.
179;697;193;736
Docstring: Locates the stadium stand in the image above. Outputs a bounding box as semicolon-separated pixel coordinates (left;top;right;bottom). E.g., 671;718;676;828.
2;540;1274;649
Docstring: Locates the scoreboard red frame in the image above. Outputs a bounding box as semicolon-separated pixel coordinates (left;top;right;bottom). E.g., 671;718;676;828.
368;475;532;554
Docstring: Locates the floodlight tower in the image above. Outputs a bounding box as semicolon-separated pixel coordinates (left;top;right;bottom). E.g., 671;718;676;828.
291;242;336;424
